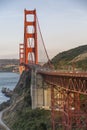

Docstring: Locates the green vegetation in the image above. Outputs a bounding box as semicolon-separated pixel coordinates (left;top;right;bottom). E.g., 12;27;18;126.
12;108;51;130
52;45;87;70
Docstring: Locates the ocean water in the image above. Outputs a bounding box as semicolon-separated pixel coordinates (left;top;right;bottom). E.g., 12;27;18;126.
0;72;19;104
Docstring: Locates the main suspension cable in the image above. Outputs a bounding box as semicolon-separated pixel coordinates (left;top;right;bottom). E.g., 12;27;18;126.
36;15;51;64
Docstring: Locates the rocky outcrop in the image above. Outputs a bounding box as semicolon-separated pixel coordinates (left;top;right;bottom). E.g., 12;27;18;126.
2;70;31;129
2;88;13;97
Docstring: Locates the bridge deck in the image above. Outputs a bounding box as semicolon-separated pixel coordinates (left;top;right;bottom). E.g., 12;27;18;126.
38;70;87;78
38;70;87;95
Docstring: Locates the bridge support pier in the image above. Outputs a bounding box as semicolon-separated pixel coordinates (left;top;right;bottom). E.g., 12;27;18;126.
31;69;51;109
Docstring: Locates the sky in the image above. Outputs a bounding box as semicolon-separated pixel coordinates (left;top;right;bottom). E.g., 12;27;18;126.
0;0;87;59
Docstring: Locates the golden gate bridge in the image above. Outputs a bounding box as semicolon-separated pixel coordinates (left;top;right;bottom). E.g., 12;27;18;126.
19;9;87;130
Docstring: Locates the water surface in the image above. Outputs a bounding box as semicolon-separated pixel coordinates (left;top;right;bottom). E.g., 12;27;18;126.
0;72;19;104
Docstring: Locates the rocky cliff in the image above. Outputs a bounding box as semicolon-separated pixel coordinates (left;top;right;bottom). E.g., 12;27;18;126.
2;70;51;130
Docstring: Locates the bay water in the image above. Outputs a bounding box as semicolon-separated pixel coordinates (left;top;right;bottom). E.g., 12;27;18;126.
0;72;19;104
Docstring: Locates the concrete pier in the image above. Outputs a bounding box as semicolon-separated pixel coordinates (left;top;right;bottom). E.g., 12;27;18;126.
31;67;51;109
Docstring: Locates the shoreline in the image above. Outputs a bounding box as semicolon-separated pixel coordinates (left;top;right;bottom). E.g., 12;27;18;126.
0;72;19;130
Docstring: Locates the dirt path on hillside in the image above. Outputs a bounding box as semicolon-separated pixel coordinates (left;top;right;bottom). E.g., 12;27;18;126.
0;95;24;130
0;108;10;130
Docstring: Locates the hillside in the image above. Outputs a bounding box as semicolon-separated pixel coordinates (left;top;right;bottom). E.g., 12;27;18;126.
51;45;87;71
0;59;19;72
2;70;51;130
0;59;19;66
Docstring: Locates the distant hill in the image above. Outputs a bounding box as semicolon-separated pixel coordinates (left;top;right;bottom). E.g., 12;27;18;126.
51;45;87;71
0;59;19;72
0;59;19;66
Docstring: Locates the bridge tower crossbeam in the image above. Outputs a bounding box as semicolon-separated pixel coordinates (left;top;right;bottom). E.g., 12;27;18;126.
24;9;38;64
19;43;24;63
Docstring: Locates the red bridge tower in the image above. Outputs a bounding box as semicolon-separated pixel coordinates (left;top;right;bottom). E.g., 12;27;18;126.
19;9;38;65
